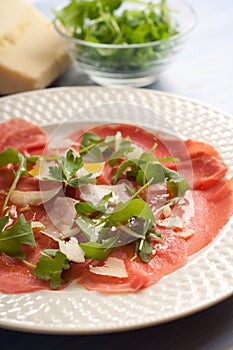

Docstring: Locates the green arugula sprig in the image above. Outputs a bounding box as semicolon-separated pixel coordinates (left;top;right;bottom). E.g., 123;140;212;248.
33;250;70;289
112;149;189;197
135;219;153;263
0;214;36;259
79;132;133;164
43;149;96;190
0;215;71;289
0;148;27;212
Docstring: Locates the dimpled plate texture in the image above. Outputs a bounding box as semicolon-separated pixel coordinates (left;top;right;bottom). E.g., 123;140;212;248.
0;87;232;334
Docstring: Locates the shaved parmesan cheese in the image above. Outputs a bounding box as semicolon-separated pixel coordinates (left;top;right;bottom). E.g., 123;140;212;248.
59;237;85;263
41;224;80;241
7;205;17;219
150;233;164;243
157;216;183;229
43;197;77;237
179;229;195;239
31;221;46;232
80;183;130;206
10;187;60;207
115;131;122;151
90;257;128;278
48;138;73;150
162;204;172;218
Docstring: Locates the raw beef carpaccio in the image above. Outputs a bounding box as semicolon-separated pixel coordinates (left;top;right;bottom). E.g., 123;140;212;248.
0;119;232;294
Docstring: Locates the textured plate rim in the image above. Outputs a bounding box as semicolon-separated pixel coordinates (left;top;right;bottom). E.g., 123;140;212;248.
1;86;233;121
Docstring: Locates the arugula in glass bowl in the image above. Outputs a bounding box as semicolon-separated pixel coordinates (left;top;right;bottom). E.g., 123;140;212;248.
54;0;196;87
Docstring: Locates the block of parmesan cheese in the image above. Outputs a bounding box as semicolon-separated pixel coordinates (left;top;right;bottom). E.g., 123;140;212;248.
0;0;71;95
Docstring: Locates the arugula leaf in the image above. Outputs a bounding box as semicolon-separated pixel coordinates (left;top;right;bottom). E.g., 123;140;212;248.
75;193;112;218
46;165;63;182
76;215;102;242
0;147;26;169
83;146;103;163
75;201;106;216
80;132;116;162
33;250;70;289
0;148;27;211
43;149;96;189
161;165;190;196
42;249;58;257
26;155;40;163
67;173;96;187
0;215;36;259
80;132;135;165
112;159;136;184
112;151;189;196
137;163;166;186
0;216;8;232
79;132;102;154
79;241;113;261
136;238;152;263
108;138;134;166
135;219;153;262
107;198;155;226
62;149;83;177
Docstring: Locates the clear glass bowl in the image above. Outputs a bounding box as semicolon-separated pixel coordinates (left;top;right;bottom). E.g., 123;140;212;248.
54;0;197;87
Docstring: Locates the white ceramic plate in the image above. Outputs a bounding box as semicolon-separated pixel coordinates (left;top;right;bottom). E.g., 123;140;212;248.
0;87;232;334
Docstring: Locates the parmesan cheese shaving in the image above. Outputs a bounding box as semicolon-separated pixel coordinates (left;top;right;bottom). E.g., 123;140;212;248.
179;229;195;239
7;205;17;219
80;183;130;206
41;197;78;239
31;221;46;233
162;204;172;218
90;257;128;278
157;216;183;229
115;131;122;151
10;187;60;207
59;237;85;263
